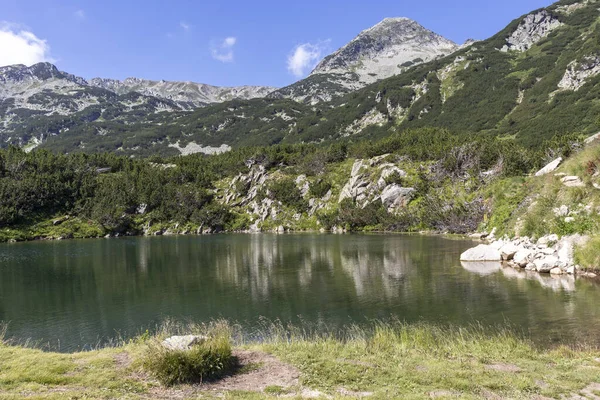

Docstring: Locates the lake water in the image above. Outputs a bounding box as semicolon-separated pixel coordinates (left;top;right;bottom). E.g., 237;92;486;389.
1;234;599;352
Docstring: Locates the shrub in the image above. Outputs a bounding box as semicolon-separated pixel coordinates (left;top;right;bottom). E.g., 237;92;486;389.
142;334;235;386
574;236;600;271
268;178;308;212
309;179;332;199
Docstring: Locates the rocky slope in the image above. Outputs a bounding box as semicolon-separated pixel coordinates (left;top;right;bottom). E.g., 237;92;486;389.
89;77;275;108
270;18;459;104
0;63;275;150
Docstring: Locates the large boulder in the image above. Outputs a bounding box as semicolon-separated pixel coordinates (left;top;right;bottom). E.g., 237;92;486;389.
460;245;502;261
513;249;533;267
162;335;208;351
534;157;562;177
380;185;415;210
534;256;559;273
499;243;520;261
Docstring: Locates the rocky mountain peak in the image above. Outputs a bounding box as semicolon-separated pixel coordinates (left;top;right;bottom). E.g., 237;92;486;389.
0;62;87;85
310;17;458;89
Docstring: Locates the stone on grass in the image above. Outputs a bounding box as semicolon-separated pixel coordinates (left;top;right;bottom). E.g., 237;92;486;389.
561;176;585;188
535;157;562;177
162;335;208;351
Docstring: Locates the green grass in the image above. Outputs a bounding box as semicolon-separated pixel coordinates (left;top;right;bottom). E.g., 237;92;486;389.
142;334;234;386
1;320;600;399
575;235;600;271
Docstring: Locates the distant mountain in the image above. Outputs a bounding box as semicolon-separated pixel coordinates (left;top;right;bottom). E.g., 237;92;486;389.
2;0;600;156
89;77;275;108
270;17;459;103
0;62;275;151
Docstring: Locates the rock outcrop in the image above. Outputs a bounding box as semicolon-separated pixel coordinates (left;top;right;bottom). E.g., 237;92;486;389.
501;11;562;52
461;234;591;277
338;158;415;212
558;54;600;91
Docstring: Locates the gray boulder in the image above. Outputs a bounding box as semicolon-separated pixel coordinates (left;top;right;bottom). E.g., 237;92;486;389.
534;256;559;273
380;184;415;210
460;245;502;261
162;335;208;351
534;157;562;177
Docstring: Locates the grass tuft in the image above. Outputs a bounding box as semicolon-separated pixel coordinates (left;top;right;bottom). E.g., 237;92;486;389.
142;321;236;386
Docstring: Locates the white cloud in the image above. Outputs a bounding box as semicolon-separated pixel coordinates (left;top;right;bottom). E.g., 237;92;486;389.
74;10;86;21
0;23;53;67
180;21;191;32
287;40;330;77
211;36;237;63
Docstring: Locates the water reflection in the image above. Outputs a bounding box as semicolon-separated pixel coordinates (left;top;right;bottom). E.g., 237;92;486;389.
500;267;576;292
461;261;502;276
0;234;600;351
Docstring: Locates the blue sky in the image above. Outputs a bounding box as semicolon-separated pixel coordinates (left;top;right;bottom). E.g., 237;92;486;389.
1;0;554;88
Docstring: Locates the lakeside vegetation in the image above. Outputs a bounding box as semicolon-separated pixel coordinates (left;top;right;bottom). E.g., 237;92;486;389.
1;320;600;399
0;127;580;240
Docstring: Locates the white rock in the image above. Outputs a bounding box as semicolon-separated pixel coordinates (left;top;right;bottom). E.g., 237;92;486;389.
561;176;585;187
535;157;563;176
380;185;415;210
351;160;365;177
525;263;536;271
553;205;569;217
162;335;207;351
540;247;556;256
550;267;564;275
460;245;502;261
499;243;520;261
584;132;600;145
564;217;575;223
501;11;562;52
514;249;533;267
534;256;559;273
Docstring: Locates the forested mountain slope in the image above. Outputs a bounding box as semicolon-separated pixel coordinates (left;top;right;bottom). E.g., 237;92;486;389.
1;0;599;156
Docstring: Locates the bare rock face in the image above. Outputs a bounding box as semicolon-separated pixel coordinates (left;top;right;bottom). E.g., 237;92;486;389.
338;157;414;212
90;77;276;107
312;18;458;88
558;54;600;91
501;11;562;52
380;185;415;210
272;18;458;103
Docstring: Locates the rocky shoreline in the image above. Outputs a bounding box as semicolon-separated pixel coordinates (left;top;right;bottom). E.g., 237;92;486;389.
461;233;597;279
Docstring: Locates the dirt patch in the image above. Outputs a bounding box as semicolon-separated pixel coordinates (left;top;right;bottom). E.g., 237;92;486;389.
145;349;300;398
204;349;300;392
484;363;522;373
114;351;132;369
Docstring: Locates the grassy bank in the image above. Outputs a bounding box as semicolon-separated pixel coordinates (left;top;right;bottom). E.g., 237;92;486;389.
2;321;600;399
